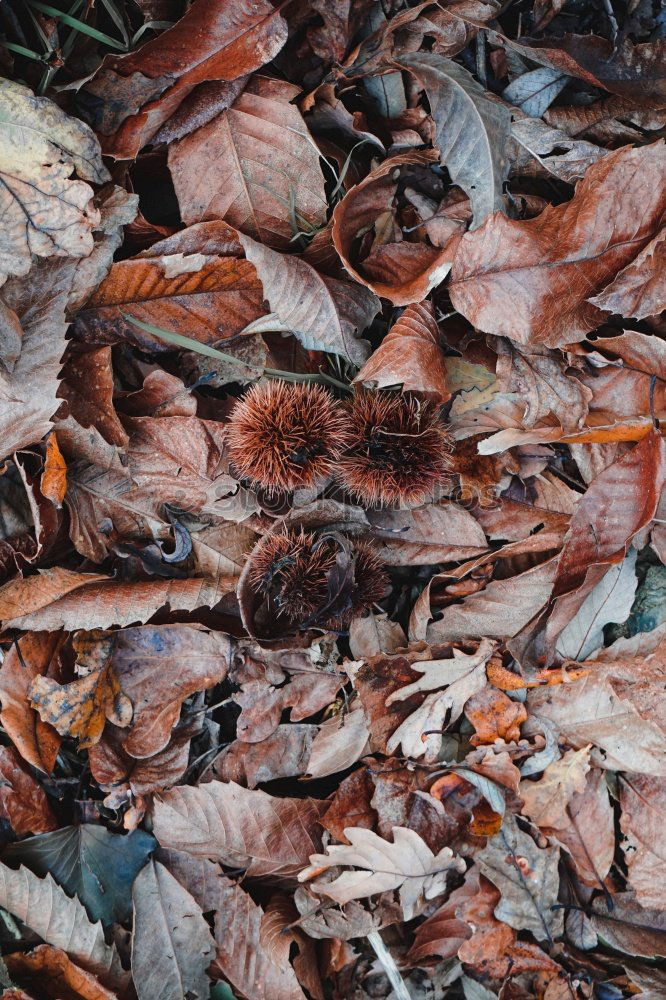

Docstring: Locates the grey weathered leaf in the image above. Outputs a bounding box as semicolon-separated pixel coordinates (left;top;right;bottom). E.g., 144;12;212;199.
131;860;215;1000
398;52;510;228
556;548;638;660
476;814;563;941
503;67;570;118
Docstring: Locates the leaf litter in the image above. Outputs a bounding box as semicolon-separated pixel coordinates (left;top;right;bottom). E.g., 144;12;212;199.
0;0;665;998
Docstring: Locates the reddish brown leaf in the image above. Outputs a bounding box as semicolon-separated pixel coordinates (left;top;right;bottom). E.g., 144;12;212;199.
169;76;327;248
40;433;67;509
353;300;450;403
0;633;63;773
5;945;118;1000
0;746;57;835
449;142;666;347
81;0;288;159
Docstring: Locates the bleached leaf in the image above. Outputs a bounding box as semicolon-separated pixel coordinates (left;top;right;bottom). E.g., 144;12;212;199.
556;549;637;660
299;826;464;920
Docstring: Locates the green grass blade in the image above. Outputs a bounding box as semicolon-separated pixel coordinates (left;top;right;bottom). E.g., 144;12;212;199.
25;0;128;50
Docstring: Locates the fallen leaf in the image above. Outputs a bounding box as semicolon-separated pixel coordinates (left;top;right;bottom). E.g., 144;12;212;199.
169;76;327;247
620;774;666;911
306;702;370;779
520;748;591;829
476;814;563;941
556;549;638;660
494;339;592;432
81;0;288;159
0;633;63;773
589;893;666;958
465;687;527;746
589;226;666;320
398;52;510;228
152;779;324;876
449;142;666;347
544;768;614;887
0;745;57;835
353;300;450;403
40;434;67;508
0;863;127;992
131;860;215;1000
213;724;317;787
0;80;107;285
238;233;379;364
5;825;155;925
299;825;464;919
5;946;117;1000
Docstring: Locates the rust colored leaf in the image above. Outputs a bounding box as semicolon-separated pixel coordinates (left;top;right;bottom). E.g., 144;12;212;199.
465;688;527;746
0;745;57;835
589;226;666;320
332;150;458;305
152;779;325;877
449;142;666;347
353;300;450;403
60;346;129;449
81;0;288;159
169;76;327;248
0;633;63;773
0;567;228;631
554;430;666;596
74;244;265;354
28;656;132;750
40;434;67;509
5;945;117;1000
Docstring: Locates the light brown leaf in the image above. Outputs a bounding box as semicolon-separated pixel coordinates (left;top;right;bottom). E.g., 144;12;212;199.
81;0;288;159
589;226;666;320
494;339;592;432
353;300;450;403
212;724;317;788
306;702;370;779
449;142;666;347
620;774;666;910
0;863;127;992
544;768;614;887
385;639;497;761
589;893;666;958
238;233;379;364
169;76;327;248
152;779;324;877
0;633;63;773
520;748;591;829
299;826;464;920
0;569;221;631
0;261;69;462
131;860;215;1000
0;80;107;285
60;345;129;449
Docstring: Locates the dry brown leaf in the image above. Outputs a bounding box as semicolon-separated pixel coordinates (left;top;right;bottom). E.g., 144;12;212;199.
520;747;590;829
238;233;379;364
385;639;497;761
60;346;129;449
131;860;214;1000
353;300;450;403
306;702;370;779
152;779;325;876
81;0;288;159
543;767;614;887
0;633;63;773
0;863;127;992
169;76;327;247
0;745;57;835
0;262;70;462
74;242;266;353
620;774;666;910
494;339;592;432
300;825;464;920
212;724;317;788
465;687;527;746
449;142;666;347
332;150;457;305
476;814;563;941
589;226;666;320
28;656;132;750
0;80;107;285
589;892;666;958
5;945;117;1000
554;430;666;597
40;435;67;511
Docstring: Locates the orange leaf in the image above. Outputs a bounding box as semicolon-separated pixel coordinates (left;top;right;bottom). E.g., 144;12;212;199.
41;432;67;508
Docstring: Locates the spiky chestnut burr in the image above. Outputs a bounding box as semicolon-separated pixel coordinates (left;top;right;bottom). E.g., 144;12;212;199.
248;529;388;630
336;389;450;507
227;381;348;494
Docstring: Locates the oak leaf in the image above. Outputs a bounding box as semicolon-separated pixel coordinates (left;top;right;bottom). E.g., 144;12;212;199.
299;826;464;920
520;748;591;829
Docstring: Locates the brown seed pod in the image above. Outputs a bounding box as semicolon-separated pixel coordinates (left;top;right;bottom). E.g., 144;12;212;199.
227;380;347;493
248;529;388;630
336;389;450;507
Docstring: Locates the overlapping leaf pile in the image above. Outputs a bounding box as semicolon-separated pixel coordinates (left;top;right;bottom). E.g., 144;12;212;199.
0;0;665;997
